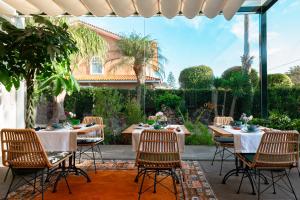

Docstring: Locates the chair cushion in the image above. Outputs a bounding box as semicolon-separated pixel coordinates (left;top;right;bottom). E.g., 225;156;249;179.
240;153;255;163
47;151;72;164
77;137;103;144
214;137;234;143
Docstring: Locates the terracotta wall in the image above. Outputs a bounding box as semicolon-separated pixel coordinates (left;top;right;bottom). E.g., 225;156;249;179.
79;82;156;89
72;31;156;77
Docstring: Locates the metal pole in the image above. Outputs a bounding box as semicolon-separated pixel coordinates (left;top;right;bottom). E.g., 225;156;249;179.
259;12;268;118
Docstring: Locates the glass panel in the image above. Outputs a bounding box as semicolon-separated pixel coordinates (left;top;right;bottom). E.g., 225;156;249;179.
91;57;103;74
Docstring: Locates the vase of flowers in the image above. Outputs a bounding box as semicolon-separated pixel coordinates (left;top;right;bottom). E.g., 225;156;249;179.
65;112;80;125
240;113;254;130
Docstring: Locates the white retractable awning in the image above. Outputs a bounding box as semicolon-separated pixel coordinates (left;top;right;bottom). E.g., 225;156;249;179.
0;0;251;20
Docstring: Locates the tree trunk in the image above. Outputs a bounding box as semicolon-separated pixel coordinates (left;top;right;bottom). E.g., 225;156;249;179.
50;91;67;124
25;75;36;128
229;96;237;118
222;91;227;116
212;89;218;117
134;63;145;106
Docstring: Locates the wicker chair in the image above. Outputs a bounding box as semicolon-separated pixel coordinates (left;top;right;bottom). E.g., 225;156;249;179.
211;116;234;175
135;130;183;200
236;130;299;200
1;128;72;199
77;116;105;172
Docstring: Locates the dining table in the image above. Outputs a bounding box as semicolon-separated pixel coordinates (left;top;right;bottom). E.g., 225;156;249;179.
122;124;191;153
36;124;103;183
208;125;266;190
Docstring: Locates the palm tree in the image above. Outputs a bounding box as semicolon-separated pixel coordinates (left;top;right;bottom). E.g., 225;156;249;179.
109;33;165;106
41;18;108;123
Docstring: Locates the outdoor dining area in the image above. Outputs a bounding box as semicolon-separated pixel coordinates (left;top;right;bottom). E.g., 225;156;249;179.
1;0;300;199
1;114;299;200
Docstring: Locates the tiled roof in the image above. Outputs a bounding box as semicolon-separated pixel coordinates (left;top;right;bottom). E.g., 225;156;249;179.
73;20;121;40
75;75;161;82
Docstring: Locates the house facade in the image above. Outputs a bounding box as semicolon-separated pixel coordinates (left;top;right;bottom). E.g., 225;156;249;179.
72;21;161;89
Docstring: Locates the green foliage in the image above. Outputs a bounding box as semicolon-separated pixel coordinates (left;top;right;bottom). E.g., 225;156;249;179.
93;89;122;123
0;16;78;128
179;65;214;89
268;111;291;130
154;93;183;110
290;119;300;132
268;73;293;88
222;66;258;87
124;99;144;125
65;88;94;119
287;66;300;85
184;119;213;145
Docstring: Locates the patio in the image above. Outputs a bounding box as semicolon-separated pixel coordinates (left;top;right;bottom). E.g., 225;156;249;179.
1;0;300;200
1;145;300;199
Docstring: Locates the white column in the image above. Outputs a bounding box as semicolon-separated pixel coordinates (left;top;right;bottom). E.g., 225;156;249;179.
0;16;25;129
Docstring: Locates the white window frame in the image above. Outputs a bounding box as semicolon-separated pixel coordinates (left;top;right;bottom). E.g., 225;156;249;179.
90;56;103;75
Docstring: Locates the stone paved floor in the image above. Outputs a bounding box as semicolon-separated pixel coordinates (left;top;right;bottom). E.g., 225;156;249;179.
1;145;299;200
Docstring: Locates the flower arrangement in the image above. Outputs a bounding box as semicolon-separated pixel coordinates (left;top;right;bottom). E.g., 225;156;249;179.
147;111;168;127
240;113;253;124
65;111;80;125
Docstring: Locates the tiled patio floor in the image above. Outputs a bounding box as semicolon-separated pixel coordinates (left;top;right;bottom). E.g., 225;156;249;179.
1;145;299;199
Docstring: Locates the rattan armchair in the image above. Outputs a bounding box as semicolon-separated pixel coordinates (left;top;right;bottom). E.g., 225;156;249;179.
135;129;183;200
236;130;299;200
1;128;72;200
211;116;234;175
77;116;105;172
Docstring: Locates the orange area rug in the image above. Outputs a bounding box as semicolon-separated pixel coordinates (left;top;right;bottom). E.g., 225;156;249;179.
40;169;178;200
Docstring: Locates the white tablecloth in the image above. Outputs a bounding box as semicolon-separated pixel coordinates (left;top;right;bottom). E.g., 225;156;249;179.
223;126;264;153
36;126;98;152
132;125;185;153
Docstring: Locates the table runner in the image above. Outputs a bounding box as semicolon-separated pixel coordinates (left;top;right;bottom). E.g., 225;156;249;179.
223;126;264;153
132;125;185;153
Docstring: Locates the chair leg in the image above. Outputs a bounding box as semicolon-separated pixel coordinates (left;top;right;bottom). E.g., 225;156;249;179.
211;145;219;166
5;173;15;200
41;169;44;200
3;168;10;183
153;170;158;193
258;169;261;200
271;171;276;194
134;167;140;183
138;170;147;200
219;148;225;176
91;146;97;173
97;144;104;163
32;172;37;194
284;170;298;200
171;169;178;199
78;146;82;164
237;168;246;194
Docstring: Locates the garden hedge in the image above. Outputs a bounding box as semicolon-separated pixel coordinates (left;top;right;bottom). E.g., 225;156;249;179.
64;86;300;120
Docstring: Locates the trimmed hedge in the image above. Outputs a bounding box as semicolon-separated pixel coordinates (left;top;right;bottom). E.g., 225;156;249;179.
64;86;300;120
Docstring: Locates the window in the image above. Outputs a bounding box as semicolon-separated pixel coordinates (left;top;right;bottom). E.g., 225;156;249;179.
90;57;103;74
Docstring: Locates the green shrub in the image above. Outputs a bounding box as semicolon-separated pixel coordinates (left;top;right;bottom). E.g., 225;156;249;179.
154;92;183;110
268;73;293;88
290;119;300;132
268;111;291;130
179;65;214;89
222;66;259;87
184;120;213;145
124;99;144;125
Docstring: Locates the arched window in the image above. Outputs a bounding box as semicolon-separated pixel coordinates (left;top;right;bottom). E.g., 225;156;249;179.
90;57;103;74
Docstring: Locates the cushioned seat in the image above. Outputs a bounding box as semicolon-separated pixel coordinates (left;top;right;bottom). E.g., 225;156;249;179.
214;137;234;143
77;137;103;144
47;151;72;164
239;153;255;163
